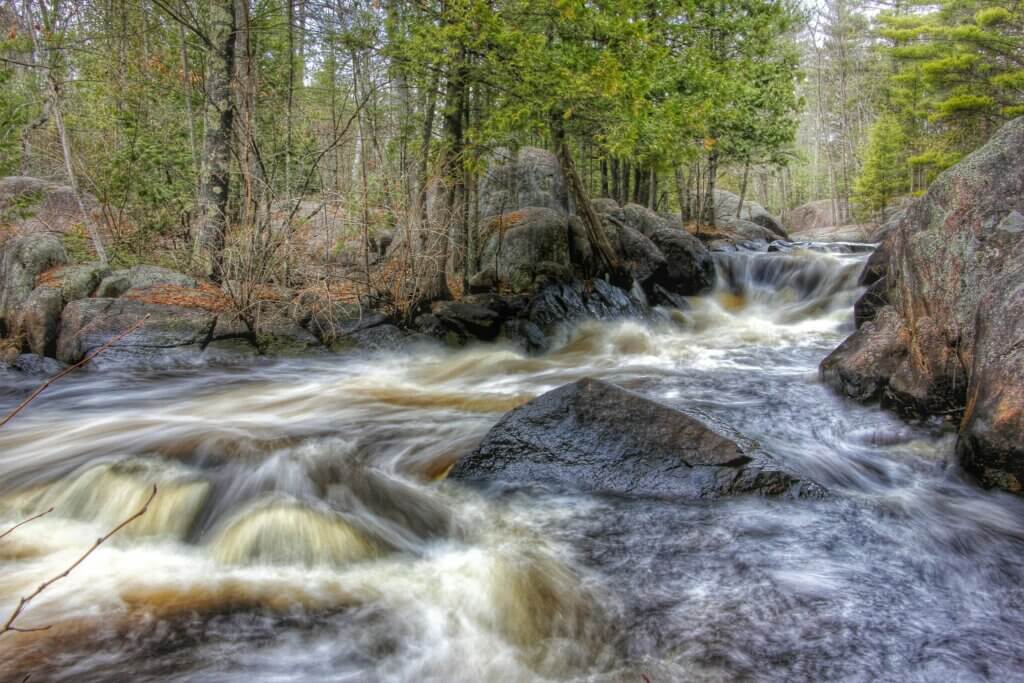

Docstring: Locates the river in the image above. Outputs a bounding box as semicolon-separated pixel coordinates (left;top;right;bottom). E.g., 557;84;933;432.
2;243;1024;682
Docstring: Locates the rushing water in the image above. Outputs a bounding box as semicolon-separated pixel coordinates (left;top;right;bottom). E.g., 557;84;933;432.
2;243;1024;682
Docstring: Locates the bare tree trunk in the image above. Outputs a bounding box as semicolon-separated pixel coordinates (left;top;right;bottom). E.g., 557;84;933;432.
611;157;620;204
549;111;621;279
704;150;718;230
25;0;108;264
736;159;750;219
179;23;199;180
647;165;656;210
193;0;237;281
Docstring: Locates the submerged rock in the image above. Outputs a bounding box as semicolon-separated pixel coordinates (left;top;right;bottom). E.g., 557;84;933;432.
450;378;821;499
820;115;1024;493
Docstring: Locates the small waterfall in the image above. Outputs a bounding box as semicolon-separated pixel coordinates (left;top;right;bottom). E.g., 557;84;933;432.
710;243;868;322
4;459;210;541
209;498;381;568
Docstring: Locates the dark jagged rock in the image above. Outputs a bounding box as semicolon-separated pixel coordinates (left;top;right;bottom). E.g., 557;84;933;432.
500;319;549;354
820;116;1024;493
526;279;647;332
432;301;502;341
648;227;715;296
450;378;822;499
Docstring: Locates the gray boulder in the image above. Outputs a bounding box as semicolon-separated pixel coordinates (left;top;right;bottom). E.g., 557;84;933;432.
15;286;63;357
710;190;787;239
96;265;196;298
0;232;67;335
45;262;111;302
478;207;572;293
786;199;846;235
605;202;673;237
820;116;1024;493
790;223;880;244
450;378;821;499
479;147;569;219
714;216;780;243
607;219;666;288
590;197;620;215
56;299;216;366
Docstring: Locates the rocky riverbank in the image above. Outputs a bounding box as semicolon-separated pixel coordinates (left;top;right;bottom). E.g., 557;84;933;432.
820;115;1024;494
1;148;791;374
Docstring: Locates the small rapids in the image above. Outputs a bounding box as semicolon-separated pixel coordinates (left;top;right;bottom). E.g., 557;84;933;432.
2;242;1024;682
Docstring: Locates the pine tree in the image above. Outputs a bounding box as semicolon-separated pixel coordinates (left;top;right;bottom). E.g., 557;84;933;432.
853;113;909;219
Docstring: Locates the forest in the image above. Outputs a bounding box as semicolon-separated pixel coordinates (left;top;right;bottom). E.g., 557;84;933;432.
1;0;1019;314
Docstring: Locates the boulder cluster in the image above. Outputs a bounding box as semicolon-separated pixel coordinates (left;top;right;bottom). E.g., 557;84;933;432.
414;147;732;350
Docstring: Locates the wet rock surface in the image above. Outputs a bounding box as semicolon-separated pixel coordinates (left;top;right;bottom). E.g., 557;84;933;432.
450;377;822;499
820;116;1024;493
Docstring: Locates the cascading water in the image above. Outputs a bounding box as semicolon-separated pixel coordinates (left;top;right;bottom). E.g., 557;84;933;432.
2;241;1024;682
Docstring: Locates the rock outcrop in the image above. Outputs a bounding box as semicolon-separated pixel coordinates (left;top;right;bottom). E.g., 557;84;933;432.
478;147;569;219
449;378;821;499
0;232;67;336
710;190;787;239
0;176;100;233
820;116;1024;493
477;208;574;292
96;265;197;298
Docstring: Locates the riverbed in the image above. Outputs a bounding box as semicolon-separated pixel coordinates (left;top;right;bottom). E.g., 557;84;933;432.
2;243;1023;682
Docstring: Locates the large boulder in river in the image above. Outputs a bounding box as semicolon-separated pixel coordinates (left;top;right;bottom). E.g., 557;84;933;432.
820;116;1024;493
478;207;573;293
479;147;569;219
604;219;666;289
786;199;845;235
450;378;821;499
0;232;67;336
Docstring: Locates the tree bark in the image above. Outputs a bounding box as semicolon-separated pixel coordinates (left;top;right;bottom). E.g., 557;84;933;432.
549;111;621;279
193;0;237;281
736;159;750;219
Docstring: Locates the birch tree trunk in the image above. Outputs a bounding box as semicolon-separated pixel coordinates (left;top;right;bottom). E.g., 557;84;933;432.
193;0;237;281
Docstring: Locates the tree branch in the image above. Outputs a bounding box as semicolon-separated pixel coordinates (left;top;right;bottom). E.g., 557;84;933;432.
0;315;150;429
0;485;157;637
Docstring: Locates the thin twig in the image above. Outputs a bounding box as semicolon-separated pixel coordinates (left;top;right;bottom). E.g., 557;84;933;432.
0;485;157;637
0;508;54;541
0;315;150;429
